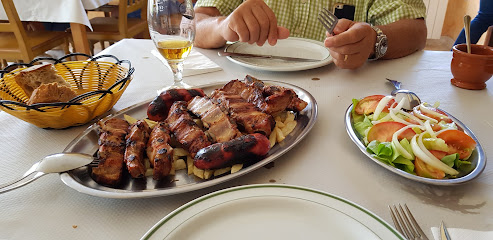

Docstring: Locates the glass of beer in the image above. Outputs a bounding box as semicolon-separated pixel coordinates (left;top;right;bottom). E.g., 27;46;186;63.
148;0;195;89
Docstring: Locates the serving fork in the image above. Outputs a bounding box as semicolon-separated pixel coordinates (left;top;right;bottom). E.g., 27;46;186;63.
389;204;429;240
317;7;339;35
0;153;98;194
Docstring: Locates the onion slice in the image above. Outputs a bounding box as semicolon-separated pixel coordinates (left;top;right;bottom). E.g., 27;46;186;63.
391;124;419;159
410;134;459;175
413;106;438;123
423;120;436;138
373;96;394;120
419;103;450;121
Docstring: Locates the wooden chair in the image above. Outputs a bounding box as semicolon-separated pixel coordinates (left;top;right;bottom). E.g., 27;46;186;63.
485;26;493;47
0;0;70;68
86;0;150;54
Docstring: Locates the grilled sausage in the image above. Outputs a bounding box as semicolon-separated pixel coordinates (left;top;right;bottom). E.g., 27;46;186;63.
147;88;205;122
194;133;270;170
147;122;174;180
124;120;151;178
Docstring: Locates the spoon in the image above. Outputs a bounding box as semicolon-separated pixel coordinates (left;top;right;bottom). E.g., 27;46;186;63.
464;15;472;54
386;78;421;110
0;153;95;194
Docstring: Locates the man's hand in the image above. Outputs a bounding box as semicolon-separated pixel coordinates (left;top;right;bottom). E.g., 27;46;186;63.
218;0;289;46
323;19;376;69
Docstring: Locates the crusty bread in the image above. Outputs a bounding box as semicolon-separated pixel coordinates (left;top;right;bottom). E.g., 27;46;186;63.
27;82;78;105
14;63;71;97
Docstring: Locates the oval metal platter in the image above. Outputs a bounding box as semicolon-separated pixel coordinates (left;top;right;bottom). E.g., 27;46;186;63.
60;80;318;198
345;104;486;185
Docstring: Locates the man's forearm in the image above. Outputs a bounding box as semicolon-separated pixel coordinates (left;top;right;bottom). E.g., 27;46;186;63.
379;19;427;59
194;13;228;49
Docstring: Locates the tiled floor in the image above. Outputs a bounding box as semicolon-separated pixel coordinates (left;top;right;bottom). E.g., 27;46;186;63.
424;36;455;51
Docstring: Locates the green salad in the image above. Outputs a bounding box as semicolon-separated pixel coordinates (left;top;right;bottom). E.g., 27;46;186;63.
351;95;476;179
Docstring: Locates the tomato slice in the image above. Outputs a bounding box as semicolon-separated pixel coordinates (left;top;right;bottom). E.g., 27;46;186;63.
436;129;477;160
428;150;448;160
414;157;445;179
367;121;416;142
355;95;395;115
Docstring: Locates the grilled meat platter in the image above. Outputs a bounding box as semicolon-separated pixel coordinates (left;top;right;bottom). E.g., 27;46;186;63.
61;77;317;197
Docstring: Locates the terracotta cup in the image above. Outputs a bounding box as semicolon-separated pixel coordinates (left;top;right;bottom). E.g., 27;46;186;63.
451;44;493;90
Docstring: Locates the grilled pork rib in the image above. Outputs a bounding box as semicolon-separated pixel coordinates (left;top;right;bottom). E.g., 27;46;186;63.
166;101;212;157
147;122;174;180
92;118;129;186
211;90;274;136
220;77;307;114
188;96;242;143
124;120;151;178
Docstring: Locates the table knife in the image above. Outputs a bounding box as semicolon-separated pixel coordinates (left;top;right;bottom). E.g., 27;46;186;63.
218;51;321;62
440;221;452;240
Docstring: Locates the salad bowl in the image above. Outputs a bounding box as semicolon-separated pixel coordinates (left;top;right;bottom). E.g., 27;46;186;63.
344;104;486;185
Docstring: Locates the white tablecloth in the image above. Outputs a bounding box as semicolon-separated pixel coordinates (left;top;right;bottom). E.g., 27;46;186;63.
0;0;111;29
0;39;492;240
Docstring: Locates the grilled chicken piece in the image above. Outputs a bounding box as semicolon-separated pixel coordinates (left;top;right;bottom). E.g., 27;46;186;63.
124;120;151;178
211;90;274;136
166;101;212;157
188;96;242;143
147;122;174;180
92;118;129;186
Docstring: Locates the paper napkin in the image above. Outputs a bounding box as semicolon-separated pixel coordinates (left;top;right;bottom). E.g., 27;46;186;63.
151;49;222;77
431;227;493;240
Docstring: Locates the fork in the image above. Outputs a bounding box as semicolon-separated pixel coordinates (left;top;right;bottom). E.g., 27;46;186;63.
0;153;98;194
317;7;339;35
389;204;429;240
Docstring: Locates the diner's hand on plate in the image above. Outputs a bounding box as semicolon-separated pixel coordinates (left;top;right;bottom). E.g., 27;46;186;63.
219;0;290;46
323;19;376;69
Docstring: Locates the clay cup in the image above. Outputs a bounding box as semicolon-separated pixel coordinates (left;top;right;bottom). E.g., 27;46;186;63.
450;44;493;90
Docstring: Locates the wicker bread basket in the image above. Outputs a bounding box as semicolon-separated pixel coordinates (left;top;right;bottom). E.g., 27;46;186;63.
0;53;134;129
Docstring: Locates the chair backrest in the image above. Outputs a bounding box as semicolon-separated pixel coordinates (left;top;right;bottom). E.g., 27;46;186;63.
0;0;32;60
117;0;147;36
485;26;493;47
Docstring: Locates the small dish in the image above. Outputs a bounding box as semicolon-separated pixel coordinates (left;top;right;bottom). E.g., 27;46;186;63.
344;104;486;185
224;37;332;72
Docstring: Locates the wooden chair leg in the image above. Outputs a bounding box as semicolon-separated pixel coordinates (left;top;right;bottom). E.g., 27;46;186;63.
1;59;8;69
63;39;70;55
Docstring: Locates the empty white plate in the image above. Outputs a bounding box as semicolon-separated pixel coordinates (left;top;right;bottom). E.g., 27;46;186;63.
224;37;332;71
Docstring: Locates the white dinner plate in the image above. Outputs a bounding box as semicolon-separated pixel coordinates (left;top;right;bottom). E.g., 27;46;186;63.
224;37;332;71
141;184;404;240
60;81;317;198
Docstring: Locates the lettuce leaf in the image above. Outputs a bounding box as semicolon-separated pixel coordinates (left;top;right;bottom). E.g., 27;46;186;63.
354;116;372;138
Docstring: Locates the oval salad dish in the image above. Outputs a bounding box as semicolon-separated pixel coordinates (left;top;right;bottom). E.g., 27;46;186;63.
345;99;486;186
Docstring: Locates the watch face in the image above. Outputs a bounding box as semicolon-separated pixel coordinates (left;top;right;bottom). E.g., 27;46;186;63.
380;38;388;55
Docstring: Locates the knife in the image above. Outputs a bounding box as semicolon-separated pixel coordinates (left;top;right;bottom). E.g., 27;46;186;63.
440;221;452;240
218;51;321;62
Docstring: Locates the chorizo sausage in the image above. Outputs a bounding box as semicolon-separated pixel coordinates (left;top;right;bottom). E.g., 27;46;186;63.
147;88;205;121
194;133;270;170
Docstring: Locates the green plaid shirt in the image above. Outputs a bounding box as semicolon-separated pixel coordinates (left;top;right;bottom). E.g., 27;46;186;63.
195;0;426;42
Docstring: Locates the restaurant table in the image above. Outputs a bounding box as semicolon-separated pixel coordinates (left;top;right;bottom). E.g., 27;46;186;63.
0;39;492;239
0;0;111;55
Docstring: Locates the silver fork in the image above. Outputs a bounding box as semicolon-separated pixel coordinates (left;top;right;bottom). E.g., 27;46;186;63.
389;204;429;240
317;7;339;34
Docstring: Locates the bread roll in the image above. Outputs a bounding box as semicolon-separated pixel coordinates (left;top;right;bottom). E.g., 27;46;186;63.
14;63;71;97
27;82;78;105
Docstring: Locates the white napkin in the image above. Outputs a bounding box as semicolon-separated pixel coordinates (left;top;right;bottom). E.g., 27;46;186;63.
431;227;493;240
151;49;222;77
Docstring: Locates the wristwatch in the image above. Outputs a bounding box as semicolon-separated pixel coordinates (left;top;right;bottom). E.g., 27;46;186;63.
368;25;388;60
